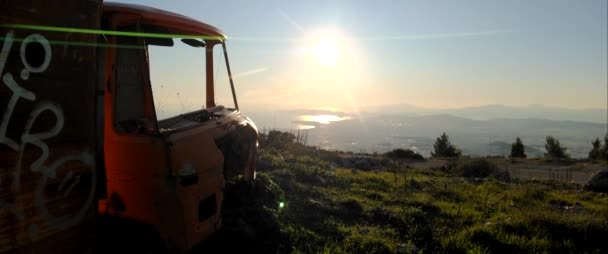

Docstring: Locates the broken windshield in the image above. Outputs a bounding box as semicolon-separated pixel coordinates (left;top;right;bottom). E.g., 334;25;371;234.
148;38;235;121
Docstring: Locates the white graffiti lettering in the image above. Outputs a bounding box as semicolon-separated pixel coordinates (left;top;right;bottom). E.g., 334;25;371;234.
0;30;96;240
0;73;36;151
0;31;13;74
13;101;64;191
36;152;95;230
20;33;52;75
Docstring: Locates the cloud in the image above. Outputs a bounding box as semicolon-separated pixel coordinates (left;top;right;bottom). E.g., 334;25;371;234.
276;8;305;32
233;67;269;78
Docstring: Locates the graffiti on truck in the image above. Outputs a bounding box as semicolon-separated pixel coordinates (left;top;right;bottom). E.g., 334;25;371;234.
0;30;96;239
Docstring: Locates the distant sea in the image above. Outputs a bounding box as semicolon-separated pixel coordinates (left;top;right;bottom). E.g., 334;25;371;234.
246;110;607;158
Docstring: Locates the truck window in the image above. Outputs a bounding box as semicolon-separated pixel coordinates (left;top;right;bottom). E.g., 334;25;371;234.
148;39;206;120
114;35;155;134
213;43;235;109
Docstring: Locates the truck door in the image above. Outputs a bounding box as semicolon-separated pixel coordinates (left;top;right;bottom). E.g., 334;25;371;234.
147;38;227;249
98;15;186;247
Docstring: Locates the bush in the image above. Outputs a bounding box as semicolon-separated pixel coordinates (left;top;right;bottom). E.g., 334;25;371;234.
384;148;425;160
455;159;498;178
256;149;287;170
210;174;285;253
259;130;295;150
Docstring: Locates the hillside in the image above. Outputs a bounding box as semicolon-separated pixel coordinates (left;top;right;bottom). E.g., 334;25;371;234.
199;131;608;253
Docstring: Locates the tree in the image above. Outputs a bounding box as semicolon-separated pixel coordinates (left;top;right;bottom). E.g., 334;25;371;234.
510;137;526;158
589;138;602;160
544;135;568;159
602;133;608;161
431;133;461;158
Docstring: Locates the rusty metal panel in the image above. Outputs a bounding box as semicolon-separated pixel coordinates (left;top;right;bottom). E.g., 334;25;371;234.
0;0;101;253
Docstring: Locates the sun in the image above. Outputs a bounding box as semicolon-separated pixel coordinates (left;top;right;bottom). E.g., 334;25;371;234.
313;38;340;67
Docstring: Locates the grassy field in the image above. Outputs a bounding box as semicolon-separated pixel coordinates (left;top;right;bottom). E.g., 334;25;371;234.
201;132;608;254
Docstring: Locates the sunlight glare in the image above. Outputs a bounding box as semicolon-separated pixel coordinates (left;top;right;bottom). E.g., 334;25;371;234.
313;38;340;67
298;114;352;124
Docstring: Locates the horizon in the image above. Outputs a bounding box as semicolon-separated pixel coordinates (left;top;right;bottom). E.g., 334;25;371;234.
246;102;608;112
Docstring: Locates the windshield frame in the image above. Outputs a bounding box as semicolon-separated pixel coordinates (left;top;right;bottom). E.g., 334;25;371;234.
221;41;239;110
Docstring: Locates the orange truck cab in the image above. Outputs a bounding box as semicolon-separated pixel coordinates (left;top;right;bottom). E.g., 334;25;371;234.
97;3;258;251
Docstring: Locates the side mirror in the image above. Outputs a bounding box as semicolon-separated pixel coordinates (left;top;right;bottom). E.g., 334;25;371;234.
181;38;206;48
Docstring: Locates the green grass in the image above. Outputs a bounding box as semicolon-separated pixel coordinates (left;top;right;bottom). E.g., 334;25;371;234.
219;132;608;253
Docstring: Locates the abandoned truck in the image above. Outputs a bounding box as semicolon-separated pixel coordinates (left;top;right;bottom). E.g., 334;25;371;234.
0;1;258;253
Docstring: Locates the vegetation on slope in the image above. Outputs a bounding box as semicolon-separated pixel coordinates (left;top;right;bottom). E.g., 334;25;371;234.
203;131;608;254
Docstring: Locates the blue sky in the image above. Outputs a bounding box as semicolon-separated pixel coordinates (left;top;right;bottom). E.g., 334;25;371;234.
116;0;607;113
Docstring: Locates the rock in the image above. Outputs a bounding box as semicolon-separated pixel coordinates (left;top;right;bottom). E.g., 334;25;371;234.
561;202;586;212
307;198;325;207
569;202;585;212
550;200;586;212
467;177;484;184
397;243;418;253
584;170;608;193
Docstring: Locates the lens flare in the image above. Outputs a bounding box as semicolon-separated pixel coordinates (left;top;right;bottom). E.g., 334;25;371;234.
313;39;340;67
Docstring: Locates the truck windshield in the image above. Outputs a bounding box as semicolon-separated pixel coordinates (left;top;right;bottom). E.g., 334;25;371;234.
148;38;235;121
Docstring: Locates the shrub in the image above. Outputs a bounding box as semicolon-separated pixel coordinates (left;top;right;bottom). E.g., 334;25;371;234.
384;148;425;161
257;149;287;170
455;159;498;178
260;130;295;150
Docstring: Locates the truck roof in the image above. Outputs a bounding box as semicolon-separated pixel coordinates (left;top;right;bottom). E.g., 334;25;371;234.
103;2;226;40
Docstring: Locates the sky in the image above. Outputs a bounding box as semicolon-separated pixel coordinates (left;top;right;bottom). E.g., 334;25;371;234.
115;0;607;115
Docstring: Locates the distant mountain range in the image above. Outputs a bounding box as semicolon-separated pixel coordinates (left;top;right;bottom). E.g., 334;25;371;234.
366;104;607;124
